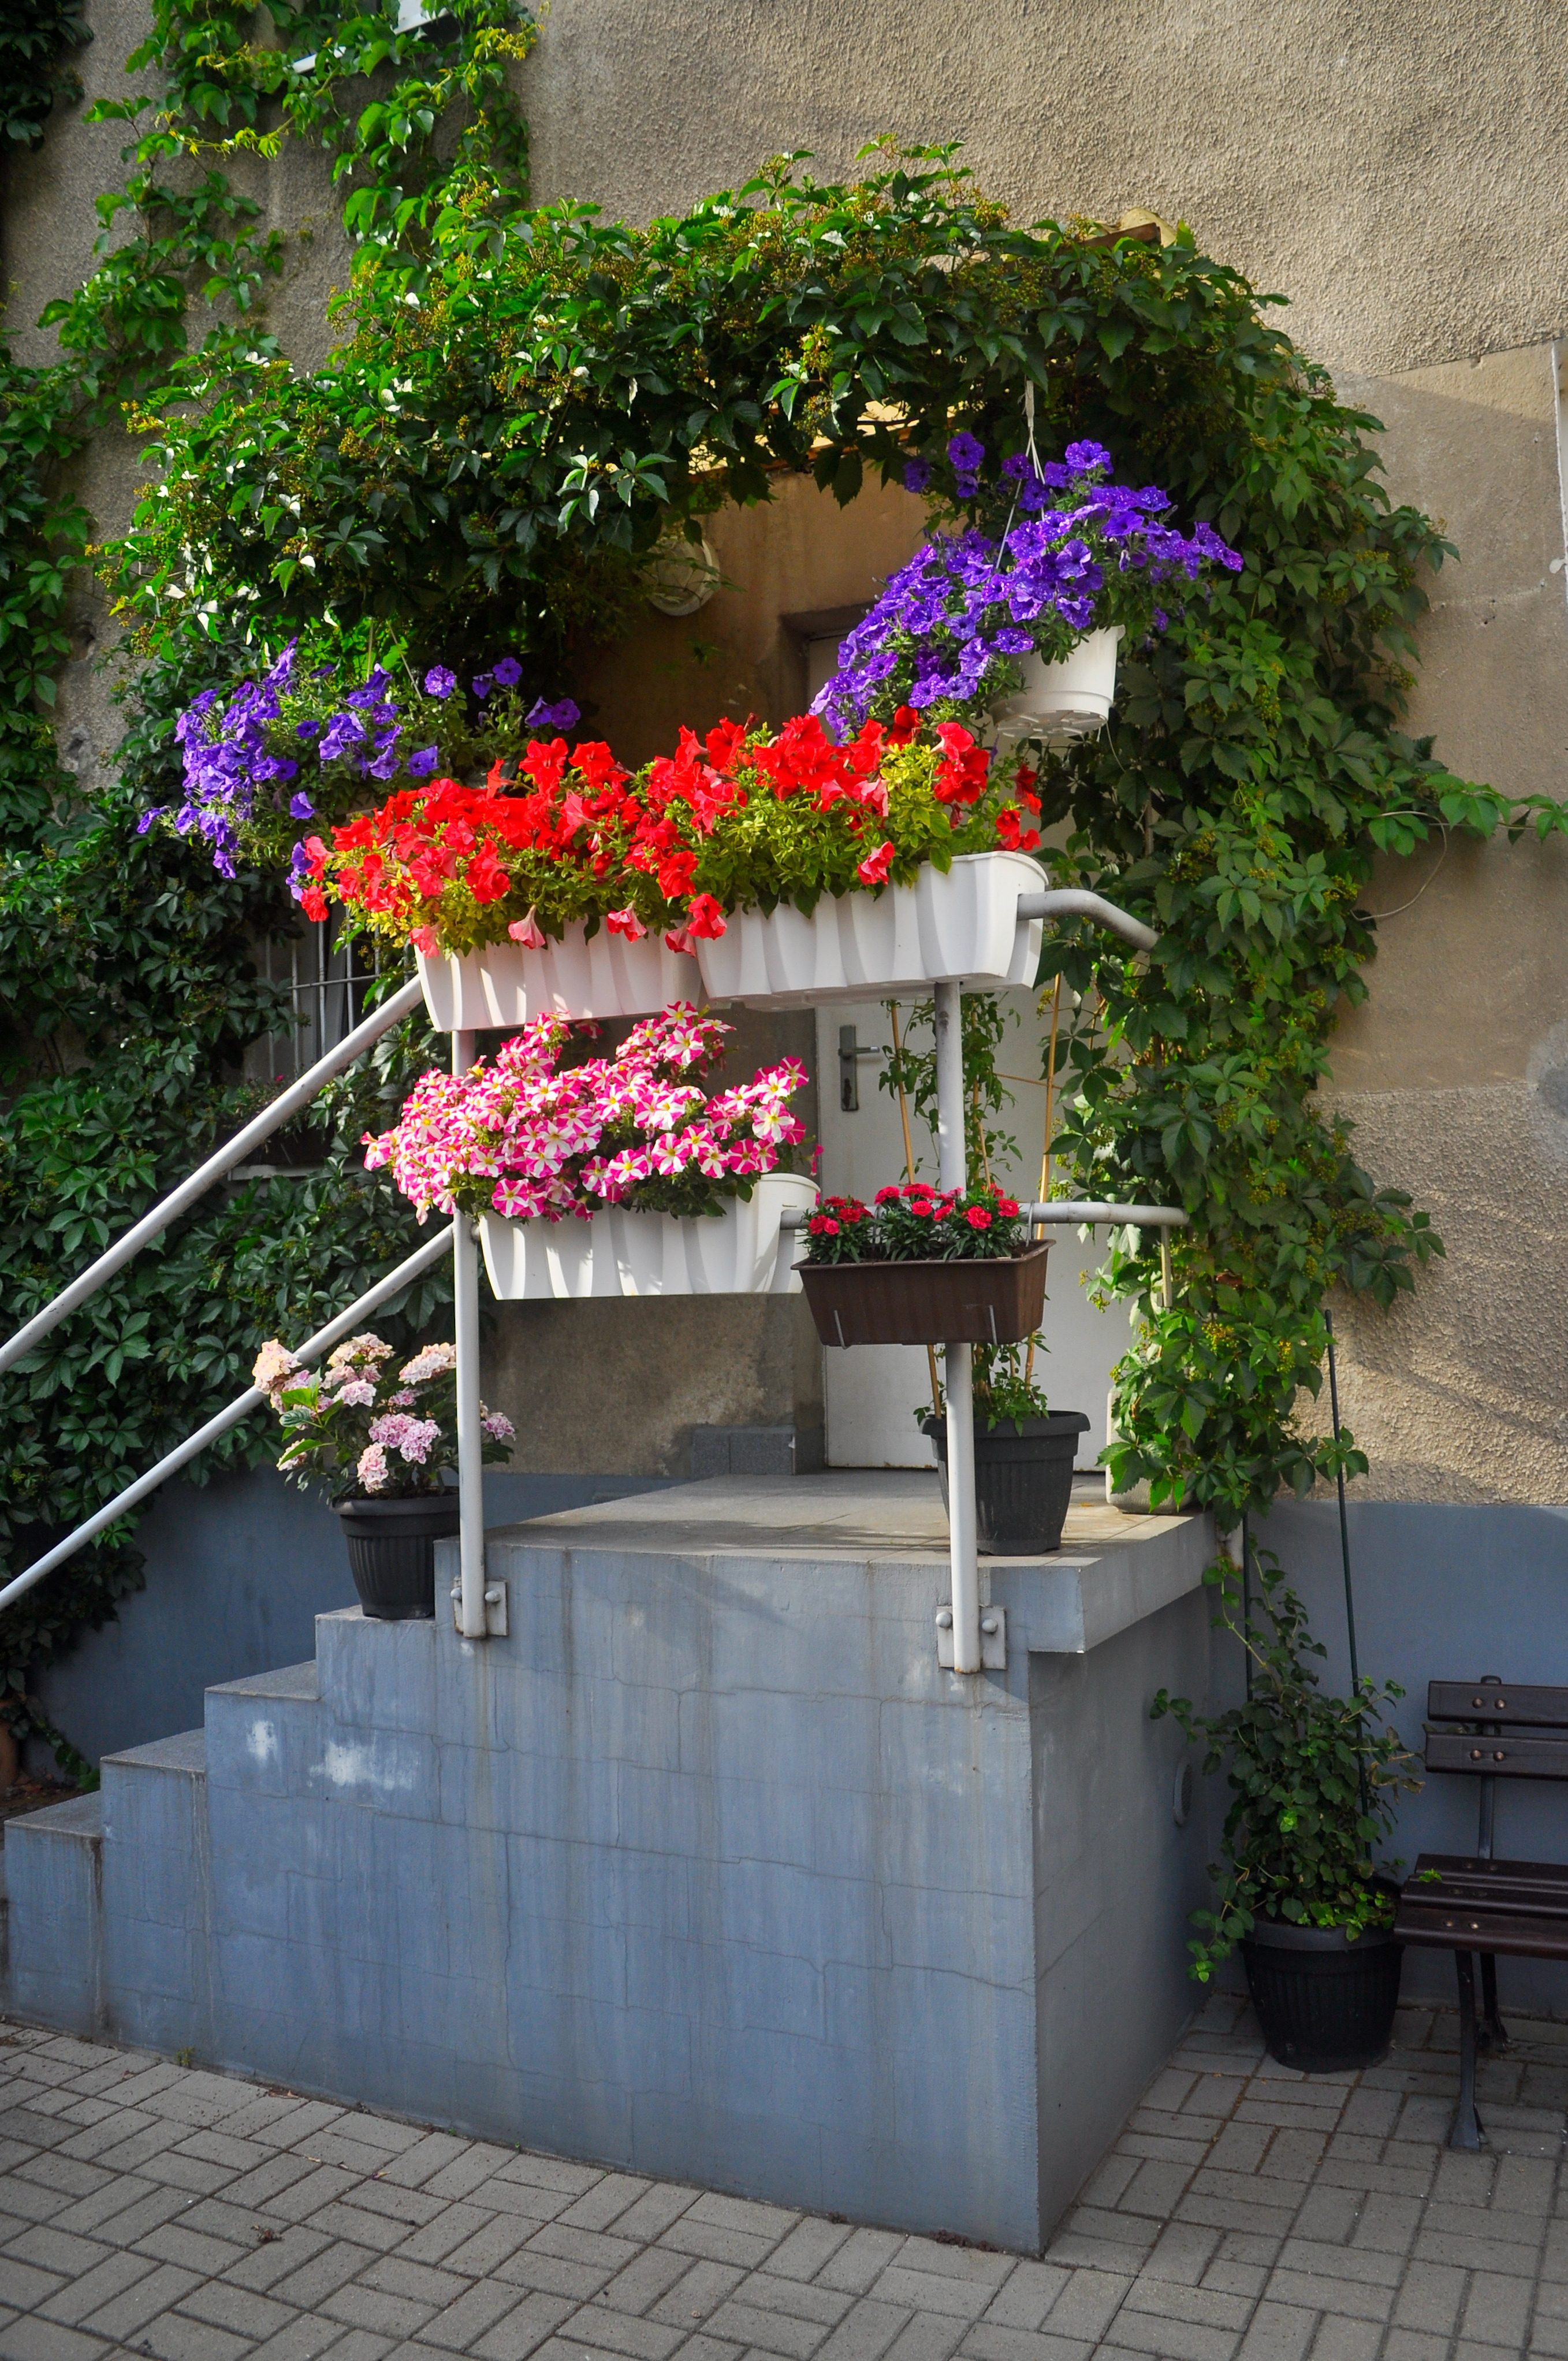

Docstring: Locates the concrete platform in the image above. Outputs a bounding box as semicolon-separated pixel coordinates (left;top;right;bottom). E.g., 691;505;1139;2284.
3;1475;1216;2254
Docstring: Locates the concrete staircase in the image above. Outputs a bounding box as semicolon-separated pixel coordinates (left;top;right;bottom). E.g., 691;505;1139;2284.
1;1475;1214;2250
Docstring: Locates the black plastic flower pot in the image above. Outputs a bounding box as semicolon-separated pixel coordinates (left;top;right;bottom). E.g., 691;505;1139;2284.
921;1410;1091;1555
1241;1911;1404;2072
331;1493;459;1622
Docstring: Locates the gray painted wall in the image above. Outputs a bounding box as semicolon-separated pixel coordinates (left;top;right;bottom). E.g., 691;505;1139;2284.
33;1463;678;1768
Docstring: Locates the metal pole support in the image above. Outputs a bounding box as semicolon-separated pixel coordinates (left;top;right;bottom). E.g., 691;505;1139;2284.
451;1031;490;1641
933;980;981;1675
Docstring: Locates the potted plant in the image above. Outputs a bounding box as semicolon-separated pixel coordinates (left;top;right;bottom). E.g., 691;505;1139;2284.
296;707;1051;1025
1152;1548;1421;2070
252;1332;515;1620
362;1004;817;1300
797;1182;1048;1345
812;435;1241;749
920;1339;1090;1555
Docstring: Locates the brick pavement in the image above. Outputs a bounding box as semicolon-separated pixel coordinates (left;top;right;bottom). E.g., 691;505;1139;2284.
0;1994;1563;2361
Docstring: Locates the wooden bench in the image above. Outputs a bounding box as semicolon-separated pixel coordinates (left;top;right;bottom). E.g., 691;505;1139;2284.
1394;1676;1568;2149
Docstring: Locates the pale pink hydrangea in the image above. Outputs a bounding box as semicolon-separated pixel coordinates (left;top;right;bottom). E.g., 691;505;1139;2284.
481;1410;516;1443
398;1343;457;1385
357;1443;390;1492
336;1378;377;1408
252;1340;301;1396
370;1412;442;1463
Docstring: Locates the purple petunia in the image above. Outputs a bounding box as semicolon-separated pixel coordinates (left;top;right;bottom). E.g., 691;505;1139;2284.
423;667;456;699
472;673;493;701
903;455;933;494
525;697;580;732
289;791;315;819
807;442;1242;733
407;745;440;777
493;656;523;687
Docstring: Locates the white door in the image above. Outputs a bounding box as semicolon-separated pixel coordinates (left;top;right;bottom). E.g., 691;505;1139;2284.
813;991;1133;1468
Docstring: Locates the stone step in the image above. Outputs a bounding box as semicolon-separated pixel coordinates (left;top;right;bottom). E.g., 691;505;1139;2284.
6;1790;105;2035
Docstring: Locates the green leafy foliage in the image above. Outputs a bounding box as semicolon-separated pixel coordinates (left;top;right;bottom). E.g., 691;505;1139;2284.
1152;1549;1421;1979
1;0;90;150
0;0;526;1761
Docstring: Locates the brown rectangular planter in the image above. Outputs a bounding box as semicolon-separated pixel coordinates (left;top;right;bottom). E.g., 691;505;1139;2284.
799;1243;1050;1347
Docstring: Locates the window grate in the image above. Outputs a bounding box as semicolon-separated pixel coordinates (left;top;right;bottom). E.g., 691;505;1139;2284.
258;913;384;1080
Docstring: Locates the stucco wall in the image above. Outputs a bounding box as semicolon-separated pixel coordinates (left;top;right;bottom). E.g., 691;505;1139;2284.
515;0;1567;381
1320;343;1568;1501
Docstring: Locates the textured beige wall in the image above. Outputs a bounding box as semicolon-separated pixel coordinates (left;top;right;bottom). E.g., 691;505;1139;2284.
1319;343;1568;1500
517;0;1567;380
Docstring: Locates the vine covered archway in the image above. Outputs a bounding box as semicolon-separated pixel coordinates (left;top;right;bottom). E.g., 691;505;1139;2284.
112;143;1567;1520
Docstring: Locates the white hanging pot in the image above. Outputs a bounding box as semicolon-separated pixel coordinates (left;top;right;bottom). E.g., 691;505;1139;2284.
479;1172;818;1300
693;849;1046;1010
418;926;697;1029
992;624;1124;749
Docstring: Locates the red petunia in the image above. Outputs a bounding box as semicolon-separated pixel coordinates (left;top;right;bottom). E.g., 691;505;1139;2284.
684;893;728;939
855;839;896;886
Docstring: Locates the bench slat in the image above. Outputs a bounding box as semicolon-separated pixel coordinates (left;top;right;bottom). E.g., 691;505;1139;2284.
1395;1903;1568;1960
1426;1731;1568;1778
1396;1853;1568;1958
1429;1680;1568;1727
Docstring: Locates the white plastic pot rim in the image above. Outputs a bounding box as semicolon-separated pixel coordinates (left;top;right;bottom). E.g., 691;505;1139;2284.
479;1172;819;1299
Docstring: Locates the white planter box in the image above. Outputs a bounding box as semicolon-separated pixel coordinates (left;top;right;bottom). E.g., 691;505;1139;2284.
692;850;1045;1010
418;928;695;1029
993;625;1123;749
479;1172;817;1300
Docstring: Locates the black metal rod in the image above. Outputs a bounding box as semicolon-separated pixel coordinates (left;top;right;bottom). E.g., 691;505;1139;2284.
1324;1307;1369;1819
1324;1308;1362;1696
1240;1512;1252;1703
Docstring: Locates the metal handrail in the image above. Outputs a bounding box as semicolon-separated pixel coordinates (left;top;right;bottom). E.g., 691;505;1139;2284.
0;973;426;1381
0;1226;455;1615
1016;889;1159;952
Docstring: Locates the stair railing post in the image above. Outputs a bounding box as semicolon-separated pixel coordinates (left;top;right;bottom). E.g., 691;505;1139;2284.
451;1031;489;1641
934;980;980;1675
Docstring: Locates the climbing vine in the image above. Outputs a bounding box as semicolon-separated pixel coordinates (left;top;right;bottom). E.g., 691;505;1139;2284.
0;0;533;1761
107;144;1568;1530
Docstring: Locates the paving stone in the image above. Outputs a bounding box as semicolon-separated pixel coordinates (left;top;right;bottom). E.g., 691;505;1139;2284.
1459;2268;1534;2346
431;2214;540;2281
879;2315;969;2361
322;2282;440;2340
1389;2260;1466;2334
416;2280;532;2353
1261;2273;1391;2326
76;2260;204;2339
977;2265;1070;2330
1302;2318;1380;2361
816;2236;907;2297
646;2259;747;2323
467;2291;578;2361
133;2310;254;2361
1091;2309;1238;2360
177;2278;301;2338
0;2319;115;2361
1039;2273;1131;2344
810;2297;913;2361
1380;2334;1449;2361
761;2222;856;2286
959;2326;1093;2361
1232;2301;1316;2361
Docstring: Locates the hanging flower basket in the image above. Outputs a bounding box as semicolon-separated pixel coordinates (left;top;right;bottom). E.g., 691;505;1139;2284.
417;928;695;1029
800;1243;1049;1346
694;850;1045;1008
992;626;1124;749
480;1172;818;1300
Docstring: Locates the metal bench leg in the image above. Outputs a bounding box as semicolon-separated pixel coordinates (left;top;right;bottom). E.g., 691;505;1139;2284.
1478;1951;1509;2052
1451;1953;1486;2151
